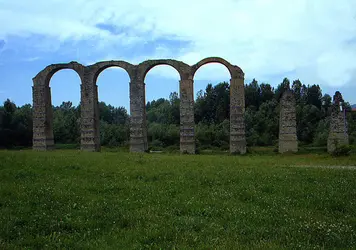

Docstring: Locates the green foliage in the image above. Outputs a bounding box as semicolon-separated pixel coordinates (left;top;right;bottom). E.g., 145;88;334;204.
148;123;179;148
0;100;33;148
245;100;279;146
331;144;352;157
53;101;80;144
1;78;356;150
194;82;230;124
274;78;290;101
100;122;129;148
313;118;330;146
245;78;261;109
307;84;323;109
146;92;180;125
347;110;356;145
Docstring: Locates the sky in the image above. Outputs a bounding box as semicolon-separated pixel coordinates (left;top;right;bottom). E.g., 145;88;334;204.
0;0;356;111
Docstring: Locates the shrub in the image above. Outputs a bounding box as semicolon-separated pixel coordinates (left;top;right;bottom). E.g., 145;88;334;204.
331;145;352;157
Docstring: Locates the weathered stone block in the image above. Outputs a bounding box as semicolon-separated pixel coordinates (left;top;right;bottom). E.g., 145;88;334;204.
278;90;298;153
327;95;349;153
230;78;246;154
180;79;195;154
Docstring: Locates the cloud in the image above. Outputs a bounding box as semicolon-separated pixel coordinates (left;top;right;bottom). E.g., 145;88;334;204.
0;0;356;87
22;57;40;62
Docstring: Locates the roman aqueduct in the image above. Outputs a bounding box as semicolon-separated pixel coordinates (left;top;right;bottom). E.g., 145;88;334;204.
32;57;246;154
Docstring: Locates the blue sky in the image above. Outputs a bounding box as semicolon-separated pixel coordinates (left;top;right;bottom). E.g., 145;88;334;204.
1;0;356;111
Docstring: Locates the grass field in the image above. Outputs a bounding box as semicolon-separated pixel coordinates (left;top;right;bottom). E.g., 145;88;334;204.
1;150;356;249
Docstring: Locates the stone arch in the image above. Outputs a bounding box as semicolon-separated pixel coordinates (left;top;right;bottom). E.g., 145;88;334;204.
33;62;85;87
191;57;246;154
191;57;243;80
81;61;136;152
32;62;85;151
32;57;246;154
89;60;136;84
137;59;190;81
130;59;191;153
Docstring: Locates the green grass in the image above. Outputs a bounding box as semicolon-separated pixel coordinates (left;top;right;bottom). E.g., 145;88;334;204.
1;151;356;249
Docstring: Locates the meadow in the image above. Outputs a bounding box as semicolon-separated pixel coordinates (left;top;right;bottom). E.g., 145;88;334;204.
0;150;356;249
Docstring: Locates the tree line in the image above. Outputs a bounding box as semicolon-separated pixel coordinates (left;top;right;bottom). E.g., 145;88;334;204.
1;78;356;150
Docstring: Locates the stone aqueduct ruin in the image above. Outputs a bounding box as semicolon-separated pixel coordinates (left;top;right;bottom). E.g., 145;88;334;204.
278;89;298;154
32;57;246;154
32;57;349;154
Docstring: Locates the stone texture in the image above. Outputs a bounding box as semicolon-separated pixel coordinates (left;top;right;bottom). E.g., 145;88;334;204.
137;59;193;153
129;79;147;152
179;79;195;154
191;57;246;155
33;57;246;154
32;85;54;150
190;57;243;79
230;77;246;154
278;90;298;153
32;62;85;151
327;92;349;153
80;68;99;152
90;61;136;152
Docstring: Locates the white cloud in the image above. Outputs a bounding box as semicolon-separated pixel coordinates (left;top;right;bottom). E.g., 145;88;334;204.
22;57;40;62
0;0;356;86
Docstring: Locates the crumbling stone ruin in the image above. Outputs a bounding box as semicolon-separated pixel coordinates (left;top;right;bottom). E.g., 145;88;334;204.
327;91;349;153
278;88;298;153
32;57;246;154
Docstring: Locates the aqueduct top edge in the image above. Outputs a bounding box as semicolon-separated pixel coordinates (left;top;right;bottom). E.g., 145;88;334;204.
33;57;244;86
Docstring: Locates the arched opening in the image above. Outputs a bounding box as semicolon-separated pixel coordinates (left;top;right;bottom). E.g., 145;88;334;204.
95;66;131;151
49;69;82;149
144;65;181;152
193;62;231;152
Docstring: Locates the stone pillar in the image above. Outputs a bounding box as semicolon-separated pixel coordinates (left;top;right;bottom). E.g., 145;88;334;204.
143;83;148;151
130;79;146;152
327;104;349;153
80;70;100;151
278;90;298;153
230;77;246;154
94;84;101;151
32;84;54;150
179;79;195;154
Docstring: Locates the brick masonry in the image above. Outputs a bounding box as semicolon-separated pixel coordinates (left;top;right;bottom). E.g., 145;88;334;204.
278;89;298;153
229;77;246;154
179;79;195;154
32;57;246;154
327;92;349;153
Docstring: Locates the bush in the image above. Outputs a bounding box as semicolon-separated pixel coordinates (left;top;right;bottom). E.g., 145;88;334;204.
331;145;352;157
149;140;164;151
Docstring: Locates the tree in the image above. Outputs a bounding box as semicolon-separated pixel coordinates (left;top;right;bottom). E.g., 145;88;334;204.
297;104;322;143
169;92;180;125
306;84;322;109
12;104;33;146
0;99;17;148
321;94;332;117
1;77;355;150
53;101;80;144
213;82;230;123
2;99;16;129
274;78;290;101
292;79;303;104
260;83;274;103
245;79;261;110
194;83;230;124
